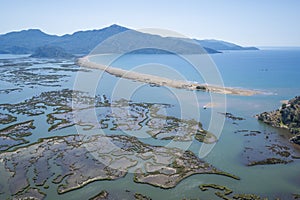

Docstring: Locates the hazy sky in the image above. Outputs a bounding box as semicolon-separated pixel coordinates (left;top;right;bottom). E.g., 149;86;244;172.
0;0;299;46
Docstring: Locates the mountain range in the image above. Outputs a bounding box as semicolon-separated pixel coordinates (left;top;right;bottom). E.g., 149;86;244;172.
196;39;258;51
0;24;258;57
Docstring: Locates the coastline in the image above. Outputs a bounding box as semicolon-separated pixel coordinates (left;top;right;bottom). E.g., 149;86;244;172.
76;56;262;96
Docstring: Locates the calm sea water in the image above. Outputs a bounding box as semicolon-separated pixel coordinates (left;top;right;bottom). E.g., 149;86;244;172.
1;49;300;199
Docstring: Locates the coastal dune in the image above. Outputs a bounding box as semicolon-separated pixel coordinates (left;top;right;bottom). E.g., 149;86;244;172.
77;56;260;96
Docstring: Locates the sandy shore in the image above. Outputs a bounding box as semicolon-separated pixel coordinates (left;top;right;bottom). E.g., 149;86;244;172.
77;57;261;96
280;100;289;104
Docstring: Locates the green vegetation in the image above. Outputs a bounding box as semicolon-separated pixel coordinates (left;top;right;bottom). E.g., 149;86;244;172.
258;96;300;134
199;183;269;200
0;134;238;197
199;184;233;195
30;45;74;59
0;120;35;151
293;194;300;199
257;96;300;145
248;158;292;166
219;112;245;121
89;190;109;200
134;193;152;200
0;113;17;124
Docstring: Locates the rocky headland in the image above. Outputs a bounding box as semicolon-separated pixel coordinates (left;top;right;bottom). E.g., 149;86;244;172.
257;96;300;145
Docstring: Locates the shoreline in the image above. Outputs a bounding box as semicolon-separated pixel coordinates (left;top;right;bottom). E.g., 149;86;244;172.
77;56;262;96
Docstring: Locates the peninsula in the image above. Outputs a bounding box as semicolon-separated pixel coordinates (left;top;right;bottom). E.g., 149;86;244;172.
77;56;261;96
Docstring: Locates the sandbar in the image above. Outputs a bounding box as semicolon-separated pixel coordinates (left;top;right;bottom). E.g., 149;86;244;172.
77;56;261;96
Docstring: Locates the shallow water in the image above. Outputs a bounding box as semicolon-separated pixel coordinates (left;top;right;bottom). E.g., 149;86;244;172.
0;49;300;199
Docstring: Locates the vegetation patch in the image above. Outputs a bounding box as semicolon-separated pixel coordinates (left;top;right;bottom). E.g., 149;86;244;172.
0;134;238;197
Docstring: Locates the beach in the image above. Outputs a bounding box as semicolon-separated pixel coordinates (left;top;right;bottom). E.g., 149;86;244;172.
77;56;261;96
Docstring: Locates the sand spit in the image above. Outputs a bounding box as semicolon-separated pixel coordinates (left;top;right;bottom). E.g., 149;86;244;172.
77;57;261;96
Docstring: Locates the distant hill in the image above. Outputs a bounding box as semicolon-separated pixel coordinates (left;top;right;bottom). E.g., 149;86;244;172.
88;28;220;55
0;29;59;53
196;39;259;51
30;46;74;59
0;24;258;55
0;25;129;55
50;24;130;54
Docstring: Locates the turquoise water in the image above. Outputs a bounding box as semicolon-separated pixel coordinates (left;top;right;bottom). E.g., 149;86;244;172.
1;49;300;199
90;50;300;199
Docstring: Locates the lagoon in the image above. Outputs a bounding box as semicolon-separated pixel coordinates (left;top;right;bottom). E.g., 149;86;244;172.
0;49;300;199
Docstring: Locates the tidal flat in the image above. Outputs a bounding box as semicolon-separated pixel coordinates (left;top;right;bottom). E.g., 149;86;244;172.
0;89;217;144
0;57;89;88
0;134;238;199
234;128;300;166
0;120;35;151
0;52;300;199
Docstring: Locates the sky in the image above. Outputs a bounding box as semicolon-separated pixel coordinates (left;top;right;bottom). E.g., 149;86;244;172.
0;0;299;46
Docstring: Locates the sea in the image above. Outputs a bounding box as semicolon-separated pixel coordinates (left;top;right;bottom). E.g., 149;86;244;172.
0;48;300;199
